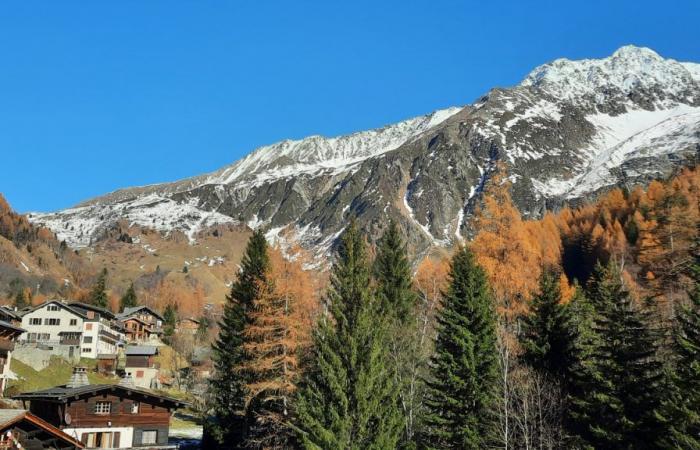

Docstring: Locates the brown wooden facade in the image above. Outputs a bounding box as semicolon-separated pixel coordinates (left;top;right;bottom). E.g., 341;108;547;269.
14;384;186;449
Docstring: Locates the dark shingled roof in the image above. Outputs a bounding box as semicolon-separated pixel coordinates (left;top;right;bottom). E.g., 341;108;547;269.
0;319;25;334
68;302;116;320
13;384;187;408
117;305;164;321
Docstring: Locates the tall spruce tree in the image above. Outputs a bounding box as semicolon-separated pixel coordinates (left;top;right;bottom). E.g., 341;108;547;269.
120;283;138;312
374;220;421;447
421;246;498;450
295;221;403;449
89;268;109;308
562;285;599;444
569;261;665;449
374;220;417;322
661;243;700;449
521;269;575;379
206;230;270;449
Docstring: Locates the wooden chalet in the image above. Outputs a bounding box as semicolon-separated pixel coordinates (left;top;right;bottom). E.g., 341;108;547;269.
117;307;164;343
0;321;25;396
13;368;187;449
0;409;84;450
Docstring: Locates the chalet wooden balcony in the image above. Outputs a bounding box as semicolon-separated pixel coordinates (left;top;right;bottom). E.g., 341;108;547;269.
0;338;15;352
99;328;122;343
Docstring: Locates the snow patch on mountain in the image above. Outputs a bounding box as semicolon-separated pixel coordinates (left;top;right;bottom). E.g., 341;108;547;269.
205;107;462;188
533;104;700;197
31;194;236;247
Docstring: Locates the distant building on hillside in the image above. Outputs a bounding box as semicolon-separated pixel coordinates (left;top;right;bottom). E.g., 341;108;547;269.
175;317;199;335
117;306;164;343
18;300;124;360
124;346;160;389
0;320;24;396
0;409;84;449
14;367;187;449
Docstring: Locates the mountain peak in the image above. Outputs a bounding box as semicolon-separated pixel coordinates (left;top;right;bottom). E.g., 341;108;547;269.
520;45;696;102
611;44;662;60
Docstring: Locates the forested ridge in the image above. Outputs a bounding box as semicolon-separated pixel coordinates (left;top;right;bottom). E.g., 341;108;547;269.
205;166;700;449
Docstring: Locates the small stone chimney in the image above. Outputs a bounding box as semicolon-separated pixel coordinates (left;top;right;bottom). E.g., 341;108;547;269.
119;372;134;388
67;366;89;388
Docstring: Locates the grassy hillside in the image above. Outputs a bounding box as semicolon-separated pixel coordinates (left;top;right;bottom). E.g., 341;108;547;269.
7;357;117;396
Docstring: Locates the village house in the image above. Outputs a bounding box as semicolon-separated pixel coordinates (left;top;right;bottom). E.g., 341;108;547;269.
13;367;187;449
18;300;125;360
124;346;160;390
67;303;125;359
0;320;24;396
116;307;164;344
0;409;84;450
174;318;199;336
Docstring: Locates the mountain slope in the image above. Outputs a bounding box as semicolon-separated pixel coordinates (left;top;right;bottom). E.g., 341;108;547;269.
30;46;700;263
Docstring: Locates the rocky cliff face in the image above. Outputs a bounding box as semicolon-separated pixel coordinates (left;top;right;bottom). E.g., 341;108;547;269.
30;46;700;263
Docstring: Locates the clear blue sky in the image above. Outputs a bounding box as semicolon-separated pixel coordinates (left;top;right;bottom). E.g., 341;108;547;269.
2;0;699;212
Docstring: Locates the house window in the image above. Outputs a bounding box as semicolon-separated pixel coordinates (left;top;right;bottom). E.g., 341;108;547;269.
83;336;93;343
141;430;157;445
70;319;78;326
136;370;144;378
39;333;50;341
29;318;42;325
45;318;60;326
131;402;139;414
94;401;111;415
85;323;93;330
82;347;91;353
83;431;119;448
47;305;59;311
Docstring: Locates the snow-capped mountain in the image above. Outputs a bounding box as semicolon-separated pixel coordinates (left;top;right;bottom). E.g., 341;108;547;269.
30;46;700;261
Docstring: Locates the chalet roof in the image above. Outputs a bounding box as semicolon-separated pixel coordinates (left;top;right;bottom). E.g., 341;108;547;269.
0;409;85;448
0;409;24;425
96;353;117;360
117;305;164;321
0;319;25;334
68;302;116;320
177;317;200;324
13;384;187;409
0;306;21;321
125;345;159;356
22;300;88;320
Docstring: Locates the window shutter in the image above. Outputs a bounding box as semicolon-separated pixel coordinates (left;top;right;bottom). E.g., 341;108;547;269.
113;432;120;448
81;433;89;445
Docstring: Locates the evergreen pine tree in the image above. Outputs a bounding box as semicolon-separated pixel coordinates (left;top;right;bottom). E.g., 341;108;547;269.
562;285;599;443
163;303;178;340
295;221;403;449
120;283;138;312
14;289;28;309
421;246;498;450
374;220;421;447
521;269;574;379
89;268;109;308
374;220;417;322
569;261;665;449
661;242;700;449
205;230;269;449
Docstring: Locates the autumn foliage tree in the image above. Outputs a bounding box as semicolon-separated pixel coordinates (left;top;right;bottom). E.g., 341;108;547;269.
243;247;319;449
471;165;561;321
